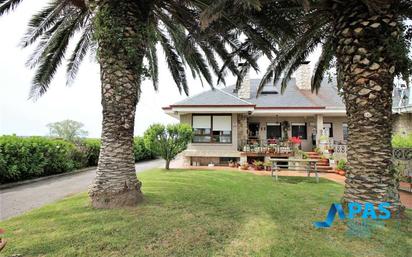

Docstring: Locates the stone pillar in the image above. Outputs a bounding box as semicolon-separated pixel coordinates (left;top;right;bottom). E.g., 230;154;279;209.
295;62;312;90
238;72;251;99
316;114;324;146
237;114;248;151
240;155;247;165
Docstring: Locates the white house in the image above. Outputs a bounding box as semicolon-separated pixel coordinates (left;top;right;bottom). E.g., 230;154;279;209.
163;64;348;166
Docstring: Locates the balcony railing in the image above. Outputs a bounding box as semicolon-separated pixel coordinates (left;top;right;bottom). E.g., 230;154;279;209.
239;139;293;154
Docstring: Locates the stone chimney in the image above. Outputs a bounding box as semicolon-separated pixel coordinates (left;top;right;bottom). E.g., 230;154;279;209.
295;61;312;90
238;71;251;99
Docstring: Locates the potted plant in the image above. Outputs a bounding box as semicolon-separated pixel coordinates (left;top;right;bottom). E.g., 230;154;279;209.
253;160;264;170
329;156;335;166
289;136;302;156
228;160;236;167
263;161;272;171
239;162;249;170
336;159;347;176
302;151;309;159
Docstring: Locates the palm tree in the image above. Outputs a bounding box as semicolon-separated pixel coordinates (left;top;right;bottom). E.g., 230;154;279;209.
0;0;255;208
207;0;412;212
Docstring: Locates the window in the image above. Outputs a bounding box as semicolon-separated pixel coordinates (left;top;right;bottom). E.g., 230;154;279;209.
323;123;333;137
291;123;307;139
192;115;232;143
342;123;348;141
267;123;282;139
212;116;232;143
192;115;211;143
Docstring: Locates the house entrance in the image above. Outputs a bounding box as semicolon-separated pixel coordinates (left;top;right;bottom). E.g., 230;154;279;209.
248;122;260;140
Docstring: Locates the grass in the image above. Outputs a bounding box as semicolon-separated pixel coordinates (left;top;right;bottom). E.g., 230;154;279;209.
0;169;411;257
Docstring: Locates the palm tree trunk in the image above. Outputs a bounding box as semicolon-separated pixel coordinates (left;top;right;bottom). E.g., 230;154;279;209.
334;3;403;212
88;0;151;208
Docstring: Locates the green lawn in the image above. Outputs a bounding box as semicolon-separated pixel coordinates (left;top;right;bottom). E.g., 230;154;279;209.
0;169;411;257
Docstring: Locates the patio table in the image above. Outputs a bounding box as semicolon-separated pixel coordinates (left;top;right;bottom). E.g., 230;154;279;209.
269;158;319;183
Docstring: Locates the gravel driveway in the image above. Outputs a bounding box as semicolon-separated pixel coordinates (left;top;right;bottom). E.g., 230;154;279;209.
0;159;164;220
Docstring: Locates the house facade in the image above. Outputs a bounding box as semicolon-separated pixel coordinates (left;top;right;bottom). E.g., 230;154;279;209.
164;63;412;166
163;64;348;166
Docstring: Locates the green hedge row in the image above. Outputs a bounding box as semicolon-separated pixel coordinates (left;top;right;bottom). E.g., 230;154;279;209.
0;136;154;184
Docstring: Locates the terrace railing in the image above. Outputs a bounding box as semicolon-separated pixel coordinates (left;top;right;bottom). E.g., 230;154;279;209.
239;139;293;154
393;148;412;192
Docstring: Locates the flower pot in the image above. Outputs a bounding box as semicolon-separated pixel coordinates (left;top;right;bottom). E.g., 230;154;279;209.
240;165;249;170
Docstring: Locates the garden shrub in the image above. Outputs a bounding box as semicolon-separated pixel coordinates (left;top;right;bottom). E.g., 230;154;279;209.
392;133;412;148
144;123;192;169
134;136;154;162
78;139;101;166
336;159;347;171
0;135;155;184
0;136;81;183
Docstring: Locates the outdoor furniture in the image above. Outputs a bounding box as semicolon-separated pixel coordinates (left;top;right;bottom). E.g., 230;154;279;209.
270;158;319;183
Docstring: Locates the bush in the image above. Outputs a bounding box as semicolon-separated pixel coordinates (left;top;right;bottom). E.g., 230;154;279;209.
0;135;156;184
144;123;192;169
392;133;412;148
336;159;347;171
134;136;154;162
78;139;101;166
0;136;82;183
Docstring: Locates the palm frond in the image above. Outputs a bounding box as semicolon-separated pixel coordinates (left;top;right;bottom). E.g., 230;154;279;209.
397;0;412;19
311;37;334;93
256;13;331;95
158;29;188;95
146;36;159;91
21;0;70;48
198;0;261;29
25;9;76;68
66;22;92;86
0;0;23;15
30;9;88;99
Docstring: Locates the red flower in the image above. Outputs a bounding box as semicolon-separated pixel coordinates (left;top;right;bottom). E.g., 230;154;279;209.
289;137;301;144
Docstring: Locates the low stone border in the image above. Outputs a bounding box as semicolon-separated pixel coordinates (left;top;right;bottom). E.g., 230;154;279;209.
0;167;96;190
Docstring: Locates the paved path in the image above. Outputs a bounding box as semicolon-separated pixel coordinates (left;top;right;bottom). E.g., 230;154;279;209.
0;159;164;221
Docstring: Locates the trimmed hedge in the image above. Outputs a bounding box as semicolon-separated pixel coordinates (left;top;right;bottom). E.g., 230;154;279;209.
0;136;81;183
77;139;101;167
0;136;155;184
134;136;154;161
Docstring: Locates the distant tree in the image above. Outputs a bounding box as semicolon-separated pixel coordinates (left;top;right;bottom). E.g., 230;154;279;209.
144;124;193;170
47;119;88;142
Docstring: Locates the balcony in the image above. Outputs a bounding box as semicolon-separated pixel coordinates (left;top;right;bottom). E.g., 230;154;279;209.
239;139;294;157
